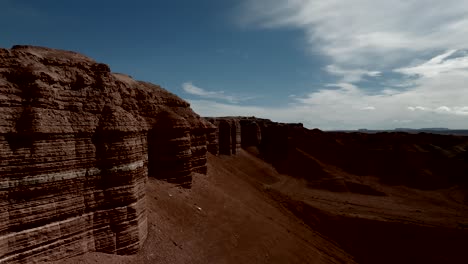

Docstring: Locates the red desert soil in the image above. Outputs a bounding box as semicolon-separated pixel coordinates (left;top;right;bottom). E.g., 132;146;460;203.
51;150;468;264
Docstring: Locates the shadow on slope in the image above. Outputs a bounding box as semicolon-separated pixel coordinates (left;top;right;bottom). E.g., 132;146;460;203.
50;149;468;264
50;150;355;264
260;127;468;194
220;150;468;264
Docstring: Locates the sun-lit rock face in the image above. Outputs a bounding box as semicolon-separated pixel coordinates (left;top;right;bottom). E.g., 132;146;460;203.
205;120;219;156
0;45;211;263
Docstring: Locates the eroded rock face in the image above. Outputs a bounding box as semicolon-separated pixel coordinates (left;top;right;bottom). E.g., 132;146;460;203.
206;117;294;159
0;45;211;263
240;119;261;148
205;118;241;155
205;121;219;156
190;119;215;174
206;116;468;193
148;111;192;188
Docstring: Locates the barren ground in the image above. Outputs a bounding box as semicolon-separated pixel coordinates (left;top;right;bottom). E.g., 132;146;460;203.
52;150;468;264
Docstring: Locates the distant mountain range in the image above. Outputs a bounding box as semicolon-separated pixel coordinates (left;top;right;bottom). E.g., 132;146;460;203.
330;128;468;136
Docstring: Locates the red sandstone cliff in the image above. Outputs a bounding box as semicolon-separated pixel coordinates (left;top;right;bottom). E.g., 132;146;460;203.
0;45;215;263
1;45;467;263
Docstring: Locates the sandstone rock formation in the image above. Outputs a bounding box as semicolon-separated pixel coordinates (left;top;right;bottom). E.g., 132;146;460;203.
206;117;299;160
189;119;214;175
148;110;193;188
239;119;261;148
205;116;468;193
205;121;219;156
0;45;212;263
205;118;241;155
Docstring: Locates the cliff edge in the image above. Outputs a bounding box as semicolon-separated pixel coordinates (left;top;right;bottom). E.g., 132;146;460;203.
0;45;215;263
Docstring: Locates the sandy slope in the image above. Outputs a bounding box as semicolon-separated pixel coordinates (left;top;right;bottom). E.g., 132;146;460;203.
52;149;468;264
51;151;355;264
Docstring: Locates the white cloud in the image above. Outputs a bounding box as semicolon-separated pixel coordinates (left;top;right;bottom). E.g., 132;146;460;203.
408;105;468;116
408;106;427;111
325;64;380;83
395;49;468;77
436;106;451;112
182;82;251;103
189;57;468;129
361;106;376;111
240;0;468;68
220;1;468;129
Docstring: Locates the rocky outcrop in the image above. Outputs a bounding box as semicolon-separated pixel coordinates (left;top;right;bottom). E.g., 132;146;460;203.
148;111;192;188
239;119;261;148
205;117;298;160
231;119;241;154
190;119;215;174
205;121;219;155
206;116;468;192
205;118;242;155
0;45;211;263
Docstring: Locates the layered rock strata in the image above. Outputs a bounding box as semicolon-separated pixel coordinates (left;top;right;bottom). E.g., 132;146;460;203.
206;116;468;192
148;111;192;188
205;118;241;155
190;130;207;174
205;117;293;159
0;45;211;263
205;121;219;155
190;119;216;174
231;119;241;154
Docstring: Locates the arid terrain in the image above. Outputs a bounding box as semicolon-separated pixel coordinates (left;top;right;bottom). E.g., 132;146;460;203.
53;147;468;264
1;46;467;264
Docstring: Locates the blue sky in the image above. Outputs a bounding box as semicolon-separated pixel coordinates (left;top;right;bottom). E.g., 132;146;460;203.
2;0;468;129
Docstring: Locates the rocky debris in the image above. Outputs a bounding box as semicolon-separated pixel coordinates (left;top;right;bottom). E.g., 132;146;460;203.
0;45;212;263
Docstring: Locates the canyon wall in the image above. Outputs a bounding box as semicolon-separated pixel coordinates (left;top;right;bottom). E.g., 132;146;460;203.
0;45;213;263
205;117;301;161
205;118;241;155
205;116;468;191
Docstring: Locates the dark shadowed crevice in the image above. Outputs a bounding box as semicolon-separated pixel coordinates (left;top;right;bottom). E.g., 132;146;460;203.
147;111;193;188
219;121;231;155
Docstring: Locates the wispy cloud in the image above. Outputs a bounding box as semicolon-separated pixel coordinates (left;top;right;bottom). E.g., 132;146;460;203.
182;82;253;103
239;0;468;68
395;49;468;77
216;0;468;129
408;105;468;115
361;106;376;111
325;65;380;83
190;51;468;129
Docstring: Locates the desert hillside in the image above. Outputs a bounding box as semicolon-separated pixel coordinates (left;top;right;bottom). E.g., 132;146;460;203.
55;148;468;264
1;46;467;264
51;150;357;264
